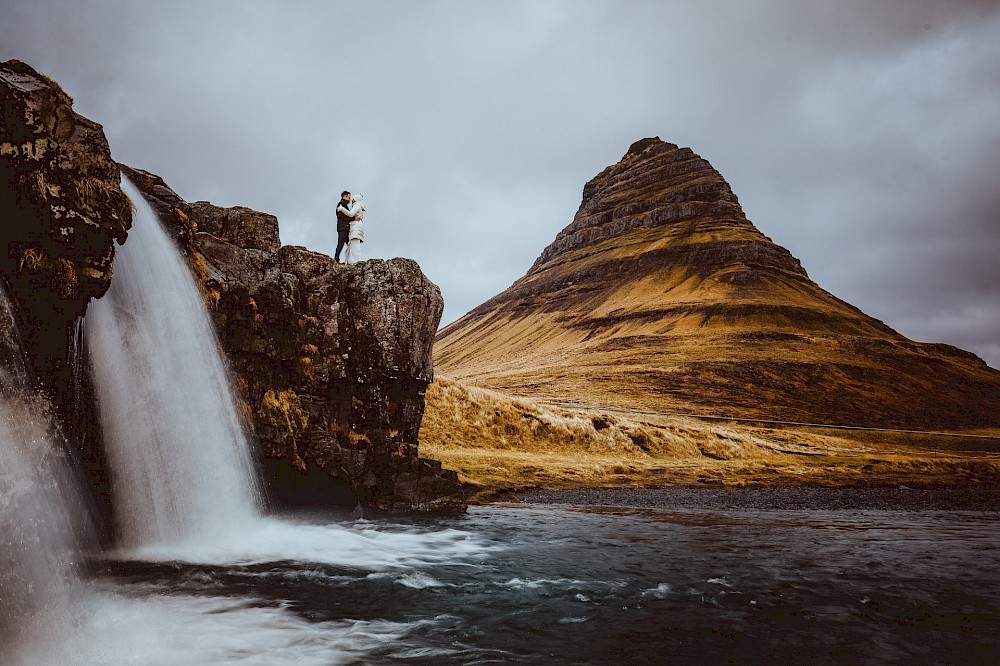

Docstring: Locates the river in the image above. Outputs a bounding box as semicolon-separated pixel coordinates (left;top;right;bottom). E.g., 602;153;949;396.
13;501;995;665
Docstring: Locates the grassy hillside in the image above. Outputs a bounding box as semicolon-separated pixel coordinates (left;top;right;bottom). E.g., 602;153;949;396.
420;378;1000;502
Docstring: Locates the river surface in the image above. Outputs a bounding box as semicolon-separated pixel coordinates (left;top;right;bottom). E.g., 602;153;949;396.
24;503;1000;665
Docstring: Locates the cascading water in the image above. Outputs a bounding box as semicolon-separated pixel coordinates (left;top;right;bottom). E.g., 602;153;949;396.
0;259;471;664
85;176;264;551
0;283;83;663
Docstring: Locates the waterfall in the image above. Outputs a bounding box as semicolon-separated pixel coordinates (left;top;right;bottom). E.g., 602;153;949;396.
85;176;264;552
0;282;82;660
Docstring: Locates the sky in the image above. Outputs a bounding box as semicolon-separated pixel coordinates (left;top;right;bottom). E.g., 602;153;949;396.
2;0;998;368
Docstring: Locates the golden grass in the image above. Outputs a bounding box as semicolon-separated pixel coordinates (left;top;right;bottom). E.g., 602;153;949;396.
419;378;1000;502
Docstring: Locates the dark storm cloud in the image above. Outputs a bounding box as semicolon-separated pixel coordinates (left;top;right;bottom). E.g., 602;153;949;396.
2;0;998;367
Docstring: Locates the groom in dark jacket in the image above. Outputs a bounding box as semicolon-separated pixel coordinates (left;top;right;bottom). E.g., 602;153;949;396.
334;190;353;263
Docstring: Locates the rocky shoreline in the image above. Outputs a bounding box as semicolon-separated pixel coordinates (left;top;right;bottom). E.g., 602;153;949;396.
514;485;1000;512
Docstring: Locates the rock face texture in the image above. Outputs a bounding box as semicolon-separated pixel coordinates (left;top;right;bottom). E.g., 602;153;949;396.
0;60;131;402
123;167;465;513
435;138;1000;429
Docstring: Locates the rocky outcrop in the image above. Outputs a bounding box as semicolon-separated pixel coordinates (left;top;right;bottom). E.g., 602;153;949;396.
435;137;1000;430
0;59;460;515
0;60;131;401
123;167;465;513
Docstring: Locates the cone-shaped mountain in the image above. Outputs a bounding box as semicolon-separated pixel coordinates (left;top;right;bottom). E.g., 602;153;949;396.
435;138;1000;429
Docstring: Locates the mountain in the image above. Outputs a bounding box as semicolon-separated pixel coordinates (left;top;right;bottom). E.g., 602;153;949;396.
434;138;1000;430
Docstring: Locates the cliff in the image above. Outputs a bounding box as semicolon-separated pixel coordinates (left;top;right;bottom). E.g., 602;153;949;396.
1;59;462;516
0;60;131;407
435;137;1000;430
122;166;465;513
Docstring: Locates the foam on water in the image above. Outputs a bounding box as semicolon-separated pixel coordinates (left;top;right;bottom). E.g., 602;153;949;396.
107;515;492;569
393;572;448;589
20;585;424;666
641;582;673;599
500;577;589;590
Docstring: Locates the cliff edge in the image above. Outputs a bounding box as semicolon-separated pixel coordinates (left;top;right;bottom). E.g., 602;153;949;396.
122;166;465;513
0;59;131;407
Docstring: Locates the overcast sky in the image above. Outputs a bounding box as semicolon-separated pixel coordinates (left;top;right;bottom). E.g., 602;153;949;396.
3;0;998;368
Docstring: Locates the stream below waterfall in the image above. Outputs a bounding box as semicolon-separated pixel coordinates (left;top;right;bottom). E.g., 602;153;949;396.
11;503;1000;665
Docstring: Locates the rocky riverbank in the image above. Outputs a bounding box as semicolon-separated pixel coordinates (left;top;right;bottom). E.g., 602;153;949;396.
515;485;1000;512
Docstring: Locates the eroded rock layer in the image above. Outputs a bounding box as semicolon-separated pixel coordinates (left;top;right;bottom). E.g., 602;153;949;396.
435;138;1000;429
123;167;465;513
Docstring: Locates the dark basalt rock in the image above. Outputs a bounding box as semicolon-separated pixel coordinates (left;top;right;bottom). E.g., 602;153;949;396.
0;59;131;410
124;169;465;514
188;201;280;255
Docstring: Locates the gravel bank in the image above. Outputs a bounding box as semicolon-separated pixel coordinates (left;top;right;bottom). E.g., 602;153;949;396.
514;486;1000;512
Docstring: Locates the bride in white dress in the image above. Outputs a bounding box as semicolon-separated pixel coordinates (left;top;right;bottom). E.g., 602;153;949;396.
342;194;365;265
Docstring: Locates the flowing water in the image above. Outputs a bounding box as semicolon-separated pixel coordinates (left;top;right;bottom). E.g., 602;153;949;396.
30;504;1000;665
0;284;86;664
84;176;263;550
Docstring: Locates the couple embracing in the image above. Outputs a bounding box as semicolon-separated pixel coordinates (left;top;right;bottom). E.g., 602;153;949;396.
335;190;365;264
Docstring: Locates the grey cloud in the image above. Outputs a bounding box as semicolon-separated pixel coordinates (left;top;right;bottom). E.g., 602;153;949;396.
2;0;998;368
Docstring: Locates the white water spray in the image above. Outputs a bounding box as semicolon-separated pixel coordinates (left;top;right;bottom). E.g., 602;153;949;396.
85;177;263;550
1;180;494;665
0;283;83;662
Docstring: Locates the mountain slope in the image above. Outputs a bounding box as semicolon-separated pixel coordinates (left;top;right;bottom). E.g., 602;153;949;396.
434;138;1000;429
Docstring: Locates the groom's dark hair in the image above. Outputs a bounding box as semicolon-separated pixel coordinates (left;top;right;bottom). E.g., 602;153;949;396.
341;190;350;197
